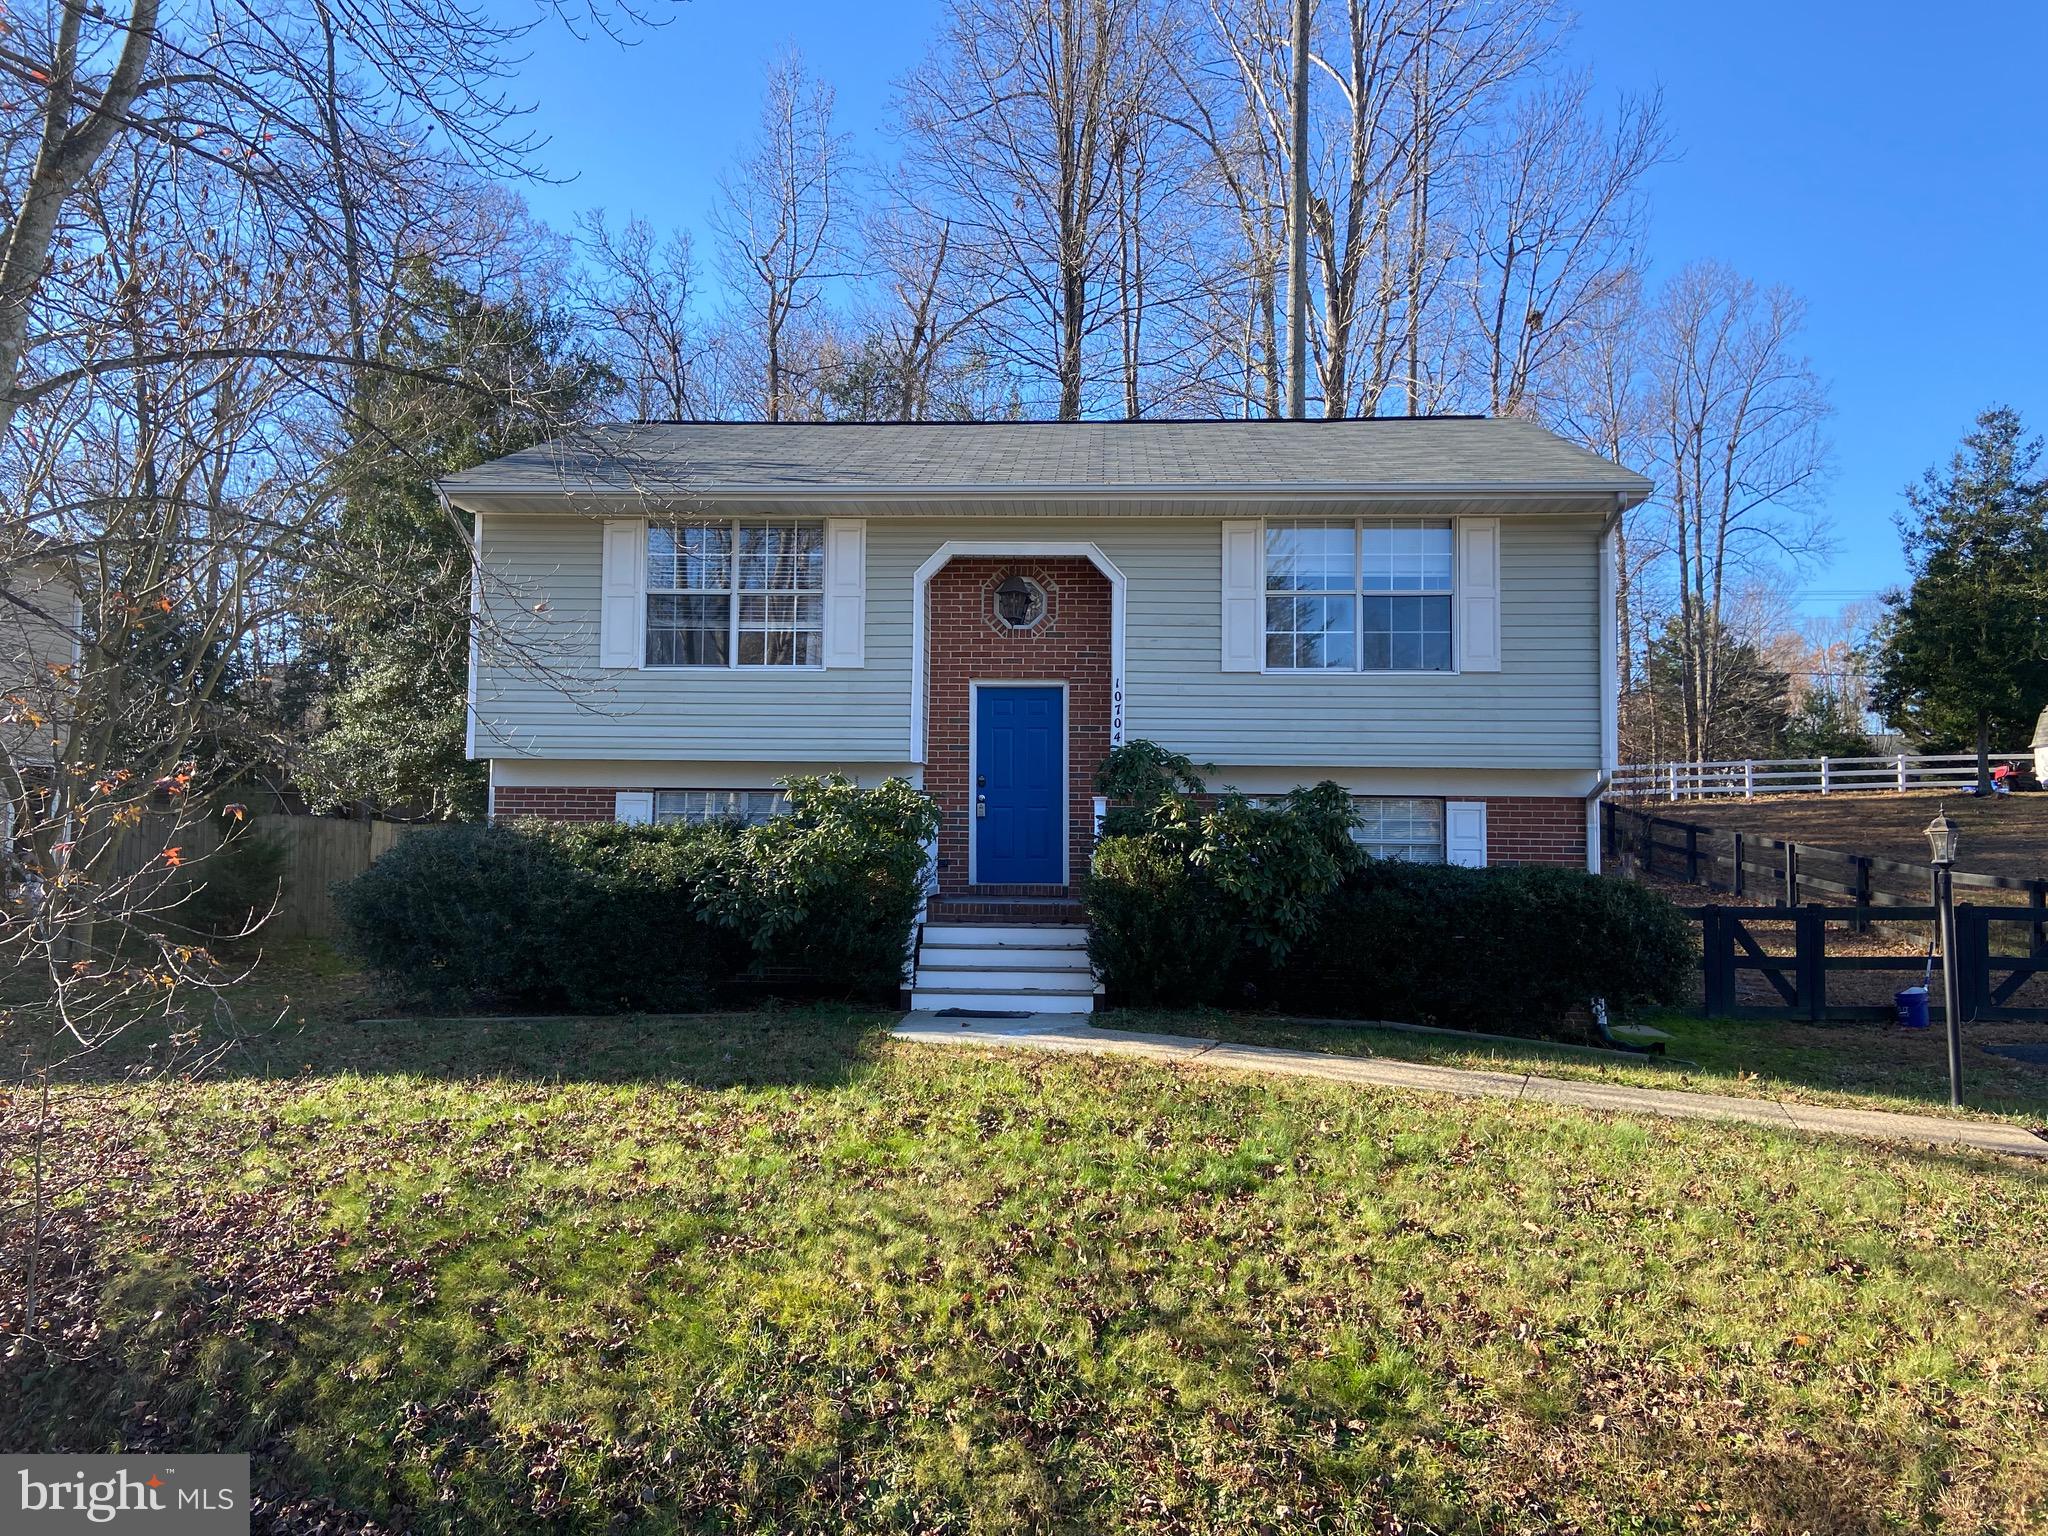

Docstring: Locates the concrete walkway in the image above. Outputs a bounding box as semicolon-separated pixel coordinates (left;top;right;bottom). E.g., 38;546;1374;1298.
893;1013;2048;1162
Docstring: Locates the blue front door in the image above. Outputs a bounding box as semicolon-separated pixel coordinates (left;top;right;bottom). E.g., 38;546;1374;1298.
976;686;1064;885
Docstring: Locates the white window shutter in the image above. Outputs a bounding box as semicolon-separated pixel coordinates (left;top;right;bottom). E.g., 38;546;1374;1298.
1220;520;1262;671
614;790;653;825
1455;516;1501;672
823;518;866;667
599;519;645;668
1445;801;1488;867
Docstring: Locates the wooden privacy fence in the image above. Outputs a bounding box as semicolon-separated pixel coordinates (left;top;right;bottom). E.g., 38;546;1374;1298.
1696;904;2048;1022
257;816;423;938
1602;801;2048;943
97;811;429;941
1611;751;2031;800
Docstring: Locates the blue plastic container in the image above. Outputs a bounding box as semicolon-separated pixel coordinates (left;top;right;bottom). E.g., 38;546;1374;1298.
1894;986;1930;1030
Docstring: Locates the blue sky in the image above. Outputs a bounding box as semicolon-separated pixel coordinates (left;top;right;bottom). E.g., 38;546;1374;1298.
510;0;2048;615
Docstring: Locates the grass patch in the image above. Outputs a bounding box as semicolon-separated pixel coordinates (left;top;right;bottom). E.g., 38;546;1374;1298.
1098;1007;2048;1128
5;946;2048;1532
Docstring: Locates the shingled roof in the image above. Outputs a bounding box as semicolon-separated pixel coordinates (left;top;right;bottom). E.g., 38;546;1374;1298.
439;417;1651;501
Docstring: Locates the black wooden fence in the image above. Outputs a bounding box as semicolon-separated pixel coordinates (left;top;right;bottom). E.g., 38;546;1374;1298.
1696;903;2048;1022
1603;801;2048;942
1602;803;2048;1022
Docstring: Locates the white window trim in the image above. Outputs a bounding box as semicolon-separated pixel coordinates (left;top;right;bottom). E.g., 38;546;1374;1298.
1350;794;1448;864
1255;516;1466;678
642;518;828;672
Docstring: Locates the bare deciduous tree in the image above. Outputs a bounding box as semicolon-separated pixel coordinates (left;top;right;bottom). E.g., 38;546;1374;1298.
576;212;710;419
0;0;664;1345
894;0;1158;419
1190;0;1554;418
1461;76;1667;418
713;50;852;421
1649;260;1832;763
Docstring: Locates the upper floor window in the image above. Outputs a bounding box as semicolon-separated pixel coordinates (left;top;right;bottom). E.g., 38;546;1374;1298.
645;520;823;668
1265;519;1454;672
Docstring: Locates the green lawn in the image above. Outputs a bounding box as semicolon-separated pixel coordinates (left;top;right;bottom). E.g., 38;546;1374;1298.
6;947;2047;1533
1096;1008;2048;1128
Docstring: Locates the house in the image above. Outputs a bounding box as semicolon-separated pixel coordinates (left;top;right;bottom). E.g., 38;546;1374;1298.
442;418;1650;1011
0;549;82;837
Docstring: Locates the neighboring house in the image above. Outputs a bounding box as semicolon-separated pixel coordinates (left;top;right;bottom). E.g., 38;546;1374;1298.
443;418;1650;1009
0;553;82;807
0;551;80;881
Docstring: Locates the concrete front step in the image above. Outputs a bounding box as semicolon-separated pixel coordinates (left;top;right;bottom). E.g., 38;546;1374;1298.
915;965;1095;993
913;919;1098;1014
922;923;1088;949
921;943;1089;968
909;988;1097;1014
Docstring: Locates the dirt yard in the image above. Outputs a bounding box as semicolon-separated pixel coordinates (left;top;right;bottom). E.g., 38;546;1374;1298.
1627;788;2048;880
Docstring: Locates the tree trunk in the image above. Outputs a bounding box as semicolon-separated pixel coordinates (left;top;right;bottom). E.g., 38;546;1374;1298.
1977;708;1992;794
1283;0;1309;418
1059;268;1085;420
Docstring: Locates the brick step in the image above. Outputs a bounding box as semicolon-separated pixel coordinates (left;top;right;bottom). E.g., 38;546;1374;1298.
927;895;1085;924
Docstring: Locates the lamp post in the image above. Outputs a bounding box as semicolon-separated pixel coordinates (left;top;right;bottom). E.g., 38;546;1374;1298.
1925;808;1963;1107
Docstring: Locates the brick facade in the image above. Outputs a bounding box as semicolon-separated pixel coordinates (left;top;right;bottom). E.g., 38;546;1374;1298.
493;785;620;822
492;787;1586;871
924;556;1112;894
1483;795;1586;867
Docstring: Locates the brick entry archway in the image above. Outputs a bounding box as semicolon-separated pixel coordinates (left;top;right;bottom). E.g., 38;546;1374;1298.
924;556;1112;895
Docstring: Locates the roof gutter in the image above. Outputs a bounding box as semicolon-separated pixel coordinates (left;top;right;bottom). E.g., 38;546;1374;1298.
438;479;1654;506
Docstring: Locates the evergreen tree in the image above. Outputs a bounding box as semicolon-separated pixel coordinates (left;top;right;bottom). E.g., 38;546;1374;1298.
301;263;617;819
1779;686;1875;760
1871;407;2048;791
1643;617;1791;762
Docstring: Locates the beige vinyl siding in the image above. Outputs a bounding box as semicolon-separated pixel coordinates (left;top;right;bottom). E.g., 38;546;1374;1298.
474;512;1601;769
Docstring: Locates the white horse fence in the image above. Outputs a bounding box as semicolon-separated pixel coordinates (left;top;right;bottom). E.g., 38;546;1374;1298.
1611;751;2033;801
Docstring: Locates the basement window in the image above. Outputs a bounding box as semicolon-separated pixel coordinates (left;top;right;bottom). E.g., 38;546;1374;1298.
653;789;789;826
1352;797;1445;863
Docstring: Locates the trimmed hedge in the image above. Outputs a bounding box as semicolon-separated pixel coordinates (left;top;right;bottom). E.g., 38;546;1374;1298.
693;775;940;999
1273;860;1694;1034
331;821;731;1012
1083;743;1691;1032
1086;780;1362;1007
334;775;938;1012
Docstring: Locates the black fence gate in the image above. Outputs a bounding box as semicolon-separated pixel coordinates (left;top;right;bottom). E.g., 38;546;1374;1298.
1695;903;2048;1022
